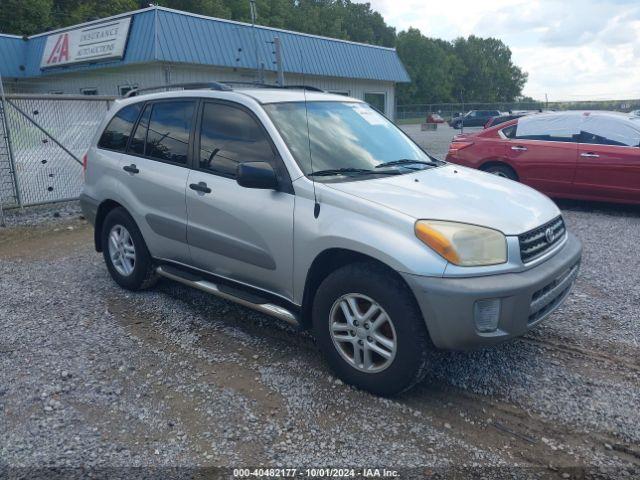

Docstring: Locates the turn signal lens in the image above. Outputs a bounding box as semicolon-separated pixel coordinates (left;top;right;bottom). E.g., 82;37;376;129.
415;222;461;264
415;220;507;266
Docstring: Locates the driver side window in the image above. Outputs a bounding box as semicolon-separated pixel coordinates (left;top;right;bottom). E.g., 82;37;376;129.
198;102;275;177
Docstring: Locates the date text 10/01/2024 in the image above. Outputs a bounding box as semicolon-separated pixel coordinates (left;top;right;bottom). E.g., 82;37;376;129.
233;468;400;478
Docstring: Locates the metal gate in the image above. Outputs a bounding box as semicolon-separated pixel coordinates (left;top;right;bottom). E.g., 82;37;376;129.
0;93;115;210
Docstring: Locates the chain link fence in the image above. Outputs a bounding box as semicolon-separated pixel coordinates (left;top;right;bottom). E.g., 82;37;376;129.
0;94;115;210
396;99;640;123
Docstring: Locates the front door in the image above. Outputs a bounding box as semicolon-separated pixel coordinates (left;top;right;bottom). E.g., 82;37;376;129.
118;99;197;264
573;116;640;202
506;139;578;197
185;101;295;300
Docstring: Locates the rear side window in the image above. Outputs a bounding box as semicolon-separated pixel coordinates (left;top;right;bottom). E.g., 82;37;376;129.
514;114;580;142
501;124;517;138
198;102;274;177
145;101;196;164
128;104;151;156
97;103;142;151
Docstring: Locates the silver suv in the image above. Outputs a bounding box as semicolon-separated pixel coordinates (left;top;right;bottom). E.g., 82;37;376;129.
81;84;582;395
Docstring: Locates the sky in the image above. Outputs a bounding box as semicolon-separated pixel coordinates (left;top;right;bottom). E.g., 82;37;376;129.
358;0;640;101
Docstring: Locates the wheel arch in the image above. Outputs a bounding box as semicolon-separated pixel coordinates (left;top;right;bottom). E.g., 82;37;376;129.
300;248;417;330
94;199;125;252
479;160;519;180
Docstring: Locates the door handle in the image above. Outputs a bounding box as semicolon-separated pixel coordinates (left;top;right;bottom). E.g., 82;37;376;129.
511;146;527;151
580;152;600;158
123;164;139;174
189;182;212;194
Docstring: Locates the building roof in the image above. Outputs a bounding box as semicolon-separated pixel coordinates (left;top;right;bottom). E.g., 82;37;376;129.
0;7;410;83
0;34;26;78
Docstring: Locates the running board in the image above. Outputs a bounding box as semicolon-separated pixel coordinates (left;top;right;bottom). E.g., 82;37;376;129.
155;266;300;327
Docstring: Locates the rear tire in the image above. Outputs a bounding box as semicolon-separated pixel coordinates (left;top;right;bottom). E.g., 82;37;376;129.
482;164;518;181
101;207;158;291
312;262;430;396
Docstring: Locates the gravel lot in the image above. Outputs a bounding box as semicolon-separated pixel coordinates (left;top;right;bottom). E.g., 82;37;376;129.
1;181;639;476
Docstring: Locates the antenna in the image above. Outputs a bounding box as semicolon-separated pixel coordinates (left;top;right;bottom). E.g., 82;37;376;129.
299;49;320;218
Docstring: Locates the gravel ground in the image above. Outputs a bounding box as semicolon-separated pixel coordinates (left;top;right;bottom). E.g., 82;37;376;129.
1;195;639;478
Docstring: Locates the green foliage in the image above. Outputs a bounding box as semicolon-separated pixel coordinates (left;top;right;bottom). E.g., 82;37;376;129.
0;0;53;35
452;35;528;102
0;0;527;103
396;30;527;104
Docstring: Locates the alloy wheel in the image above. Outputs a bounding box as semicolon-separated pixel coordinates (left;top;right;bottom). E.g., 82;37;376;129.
108;224;136;276
329;293;397;373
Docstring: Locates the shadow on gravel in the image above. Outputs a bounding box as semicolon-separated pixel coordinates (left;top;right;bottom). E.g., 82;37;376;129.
556;198;640;217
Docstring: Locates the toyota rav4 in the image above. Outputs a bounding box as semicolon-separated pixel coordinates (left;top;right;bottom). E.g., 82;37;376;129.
81;84;582;395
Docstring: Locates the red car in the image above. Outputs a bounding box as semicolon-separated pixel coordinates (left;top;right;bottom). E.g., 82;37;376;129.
446;111;640;204
426;113;445;124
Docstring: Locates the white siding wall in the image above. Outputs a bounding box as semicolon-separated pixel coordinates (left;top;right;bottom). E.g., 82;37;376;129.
12;62;397;118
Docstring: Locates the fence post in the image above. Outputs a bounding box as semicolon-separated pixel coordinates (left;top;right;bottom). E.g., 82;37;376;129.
0;73;23;209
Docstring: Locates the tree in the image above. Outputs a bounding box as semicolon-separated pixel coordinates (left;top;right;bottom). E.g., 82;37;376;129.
451;35;527;102
396;29;457;104
0;0;53;35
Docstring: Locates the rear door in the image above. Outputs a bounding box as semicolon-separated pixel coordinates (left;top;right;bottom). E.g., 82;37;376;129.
185;100;295;299
574;115;640;202
119;99;197;264
505;114;579;197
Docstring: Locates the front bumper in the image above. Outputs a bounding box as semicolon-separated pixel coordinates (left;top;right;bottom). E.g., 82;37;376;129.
402;232;582;350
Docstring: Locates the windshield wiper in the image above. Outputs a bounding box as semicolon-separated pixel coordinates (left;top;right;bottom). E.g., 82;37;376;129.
375;159;442;169
309;168;401;177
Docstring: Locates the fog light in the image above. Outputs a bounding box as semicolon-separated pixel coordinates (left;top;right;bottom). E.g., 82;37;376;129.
474;299;501;333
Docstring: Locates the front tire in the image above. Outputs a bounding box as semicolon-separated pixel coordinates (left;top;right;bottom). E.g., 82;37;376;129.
312;262;430;396
482;164;518;181
101;207;158;291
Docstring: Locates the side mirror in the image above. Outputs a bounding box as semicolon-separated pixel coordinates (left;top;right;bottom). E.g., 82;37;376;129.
236;161;279;190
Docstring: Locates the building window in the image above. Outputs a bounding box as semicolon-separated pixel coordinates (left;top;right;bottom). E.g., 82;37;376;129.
119;84;138;97
364;92;386;115
329;91;350;97
81;88;98;96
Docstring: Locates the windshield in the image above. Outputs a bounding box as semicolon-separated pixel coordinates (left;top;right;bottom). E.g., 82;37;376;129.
263;101;438;179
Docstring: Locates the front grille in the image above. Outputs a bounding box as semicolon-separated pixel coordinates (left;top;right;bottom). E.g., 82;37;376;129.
528;262;580;324
519;216;566;263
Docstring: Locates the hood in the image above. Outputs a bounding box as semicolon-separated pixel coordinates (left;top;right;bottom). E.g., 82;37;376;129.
325;164;560;235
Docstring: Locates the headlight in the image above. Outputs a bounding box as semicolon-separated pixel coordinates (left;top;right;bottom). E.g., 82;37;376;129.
415;220;507;266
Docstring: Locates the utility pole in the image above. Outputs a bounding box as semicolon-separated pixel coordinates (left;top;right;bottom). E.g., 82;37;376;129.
249;0;260;84
274;37;285;86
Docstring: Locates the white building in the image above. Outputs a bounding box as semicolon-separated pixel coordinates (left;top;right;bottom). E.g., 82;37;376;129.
0;6;410;118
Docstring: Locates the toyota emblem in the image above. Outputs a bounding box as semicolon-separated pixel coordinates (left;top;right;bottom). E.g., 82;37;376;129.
545;228;555;243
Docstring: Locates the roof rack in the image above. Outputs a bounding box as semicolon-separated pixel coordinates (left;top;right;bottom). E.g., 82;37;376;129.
124;82;232;98
123;81;325;98
221;82;325;92
281;85;324;92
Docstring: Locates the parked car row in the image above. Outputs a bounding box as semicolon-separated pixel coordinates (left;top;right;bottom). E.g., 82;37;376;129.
448;110;502;129
446;111;640;204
